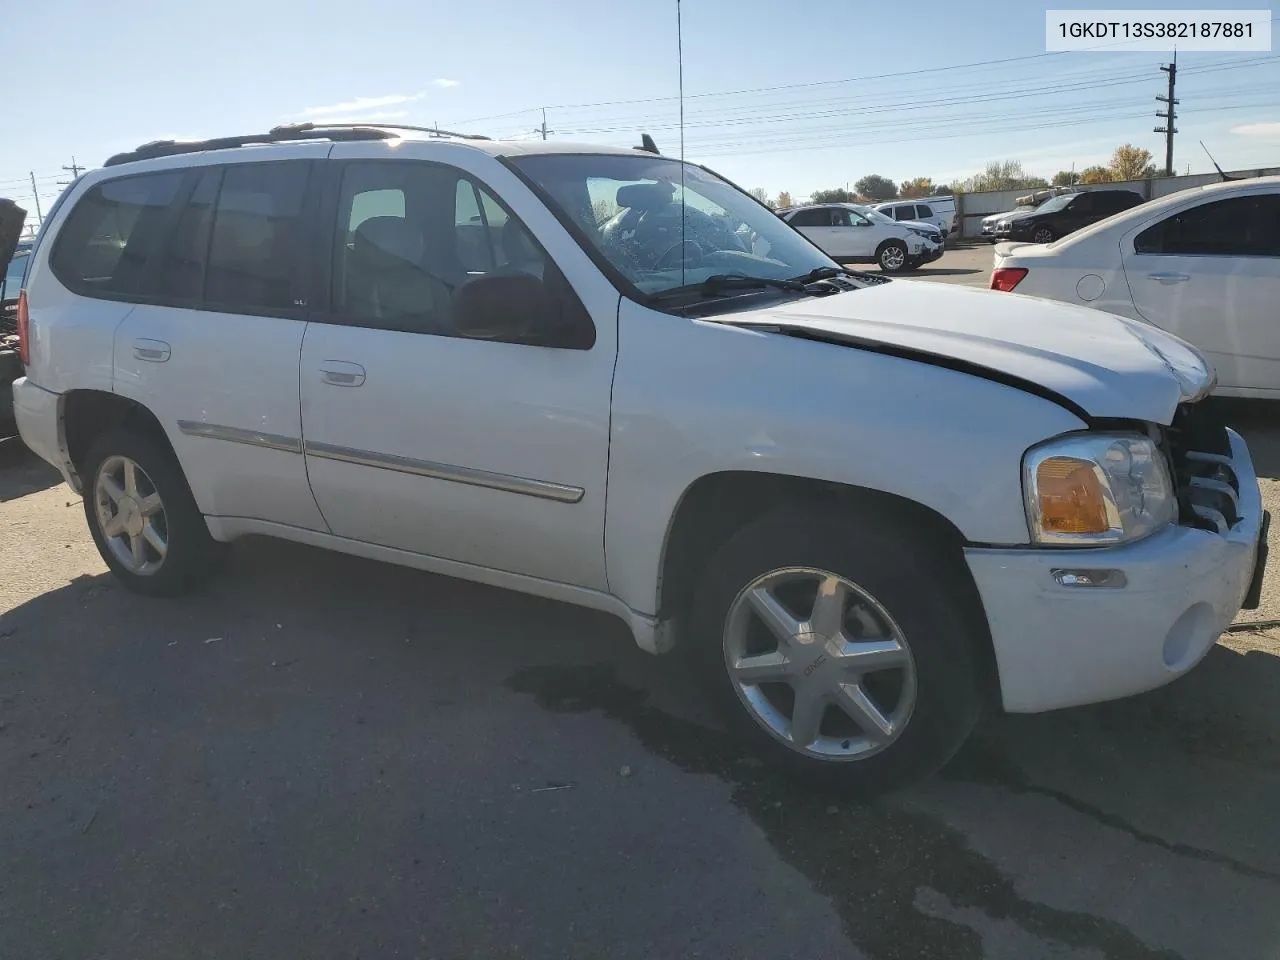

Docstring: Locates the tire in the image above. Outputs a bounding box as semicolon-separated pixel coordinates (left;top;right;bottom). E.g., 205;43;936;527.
876;241;909;273
82;427;226;597
688;505;984;794
1031;226;1055;244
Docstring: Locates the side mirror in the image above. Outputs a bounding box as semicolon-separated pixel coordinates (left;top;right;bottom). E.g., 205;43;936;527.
453;273;594;349
454;273;553;343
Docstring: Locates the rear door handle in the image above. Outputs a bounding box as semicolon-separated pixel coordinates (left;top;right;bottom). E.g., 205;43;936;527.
133;338;171;362
319;361;366;387
1147;272;1190;284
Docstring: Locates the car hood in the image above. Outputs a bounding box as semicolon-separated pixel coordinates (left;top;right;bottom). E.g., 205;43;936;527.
726;279;1213;424
983;209;1025;224
897;219;939;233
998;209;1042;223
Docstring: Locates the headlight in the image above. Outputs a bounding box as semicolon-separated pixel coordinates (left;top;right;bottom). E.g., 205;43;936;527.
907;227;932;238
997;221;1010;230
1022;433;1176;545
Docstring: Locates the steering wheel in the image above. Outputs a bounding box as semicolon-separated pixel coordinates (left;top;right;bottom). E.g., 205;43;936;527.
652;239;706;271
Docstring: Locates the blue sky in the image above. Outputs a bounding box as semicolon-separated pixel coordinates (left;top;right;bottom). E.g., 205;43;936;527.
3;0;1278;216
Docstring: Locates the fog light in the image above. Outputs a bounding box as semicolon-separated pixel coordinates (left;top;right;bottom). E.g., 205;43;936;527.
1051;568;1127;588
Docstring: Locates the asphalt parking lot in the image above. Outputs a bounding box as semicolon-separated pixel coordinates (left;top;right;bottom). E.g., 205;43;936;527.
2;260;1278;957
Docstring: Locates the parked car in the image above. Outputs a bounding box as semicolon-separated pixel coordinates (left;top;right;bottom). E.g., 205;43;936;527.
991;176;1280;398
12;126;1267;793
854;204;944;267
0;198;27;433
779;203;929;272
994;188;1144;243
873;197;957;240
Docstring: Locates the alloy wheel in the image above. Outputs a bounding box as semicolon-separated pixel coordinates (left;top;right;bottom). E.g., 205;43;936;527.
722;567;917;761
94;455;168;576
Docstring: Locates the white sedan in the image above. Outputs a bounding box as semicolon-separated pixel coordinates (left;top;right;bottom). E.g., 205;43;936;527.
991;176;1280;398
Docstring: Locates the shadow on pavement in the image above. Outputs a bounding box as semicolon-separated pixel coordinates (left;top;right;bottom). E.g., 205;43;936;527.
906;266;984;278
3;535;1280;958
0;438;63;502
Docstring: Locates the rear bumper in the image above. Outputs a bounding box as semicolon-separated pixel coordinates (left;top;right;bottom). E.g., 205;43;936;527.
966;427;1264;713
13;377;75;484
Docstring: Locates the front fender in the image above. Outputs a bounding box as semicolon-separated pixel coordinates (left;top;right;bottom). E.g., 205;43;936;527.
603;298;1086;617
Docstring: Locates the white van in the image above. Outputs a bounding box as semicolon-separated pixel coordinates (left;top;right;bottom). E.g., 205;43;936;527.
873;197;957;239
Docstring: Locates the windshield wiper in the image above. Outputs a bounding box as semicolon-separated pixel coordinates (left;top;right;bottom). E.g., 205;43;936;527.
647;273;807;306
788;266;845;284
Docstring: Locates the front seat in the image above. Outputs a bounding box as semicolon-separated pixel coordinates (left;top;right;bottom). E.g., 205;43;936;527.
348;216;452;334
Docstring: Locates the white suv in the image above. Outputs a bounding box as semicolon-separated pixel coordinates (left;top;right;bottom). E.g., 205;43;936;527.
11;125;1268;792
779;203;931;272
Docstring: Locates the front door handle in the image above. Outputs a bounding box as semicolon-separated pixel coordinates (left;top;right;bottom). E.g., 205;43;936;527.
319;361;366;387
133;338;171;362
1147;272;1190;284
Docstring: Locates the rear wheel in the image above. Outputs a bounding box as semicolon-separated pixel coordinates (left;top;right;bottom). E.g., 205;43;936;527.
876;241;909;273
1032;225;1055;244
83;428;226;596
689;506;984;793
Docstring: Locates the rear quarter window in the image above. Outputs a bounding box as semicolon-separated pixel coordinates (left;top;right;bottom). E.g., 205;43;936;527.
50;172;182;298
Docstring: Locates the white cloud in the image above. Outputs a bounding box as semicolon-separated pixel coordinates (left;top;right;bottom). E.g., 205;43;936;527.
302;93;422;117
1230;122;1280;138
431;78;460;88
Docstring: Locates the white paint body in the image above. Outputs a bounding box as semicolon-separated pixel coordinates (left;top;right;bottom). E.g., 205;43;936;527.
993;176;1280;399
11;137;1266;716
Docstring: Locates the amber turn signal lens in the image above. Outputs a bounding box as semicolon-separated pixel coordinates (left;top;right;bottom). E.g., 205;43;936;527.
1036;456;1109;535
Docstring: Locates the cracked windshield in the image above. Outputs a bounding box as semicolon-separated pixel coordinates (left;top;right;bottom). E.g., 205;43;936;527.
1;1;1276;958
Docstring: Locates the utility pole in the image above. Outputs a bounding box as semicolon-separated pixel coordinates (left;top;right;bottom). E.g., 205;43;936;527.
57;156;83;187
1155;53;1178;177
29;172;43;222
533;108;554;141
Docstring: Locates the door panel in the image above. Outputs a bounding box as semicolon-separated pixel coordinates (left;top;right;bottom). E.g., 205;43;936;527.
299;148;619;590
300;324;612;587
112;153;328;528
1122;192;1280;393
116;305;324;527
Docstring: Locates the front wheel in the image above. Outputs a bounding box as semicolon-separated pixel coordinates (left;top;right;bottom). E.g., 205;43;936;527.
1031;226;1055;244
877;241;909;273
689;506;984;794
83;428;226;596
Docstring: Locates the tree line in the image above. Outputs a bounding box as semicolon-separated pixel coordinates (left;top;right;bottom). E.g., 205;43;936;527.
747;144;1160;208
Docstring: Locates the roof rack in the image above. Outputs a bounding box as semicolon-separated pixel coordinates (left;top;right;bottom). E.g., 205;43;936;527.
103;121;490;168
275;122;491;141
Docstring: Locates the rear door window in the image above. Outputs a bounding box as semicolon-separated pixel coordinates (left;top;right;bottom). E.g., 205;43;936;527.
1134;194;1280;256
916;204;934;219
203;162;310;313
50;172;182;297
787;208;827;227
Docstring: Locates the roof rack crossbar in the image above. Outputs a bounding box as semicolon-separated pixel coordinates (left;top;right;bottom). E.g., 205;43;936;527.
103;125;401;167
271;122;491;141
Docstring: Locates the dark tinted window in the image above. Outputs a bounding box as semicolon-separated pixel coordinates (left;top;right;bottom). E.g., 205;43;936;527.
153;168;220;302
1134;195;1280;256
830;208;852;227
916;204;934;219
893;207;913;221
788;208;827;227
1068;193;1094;213
51;172;181;297
204;162;308;312
1110;192;1143;212
332;161;556;340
